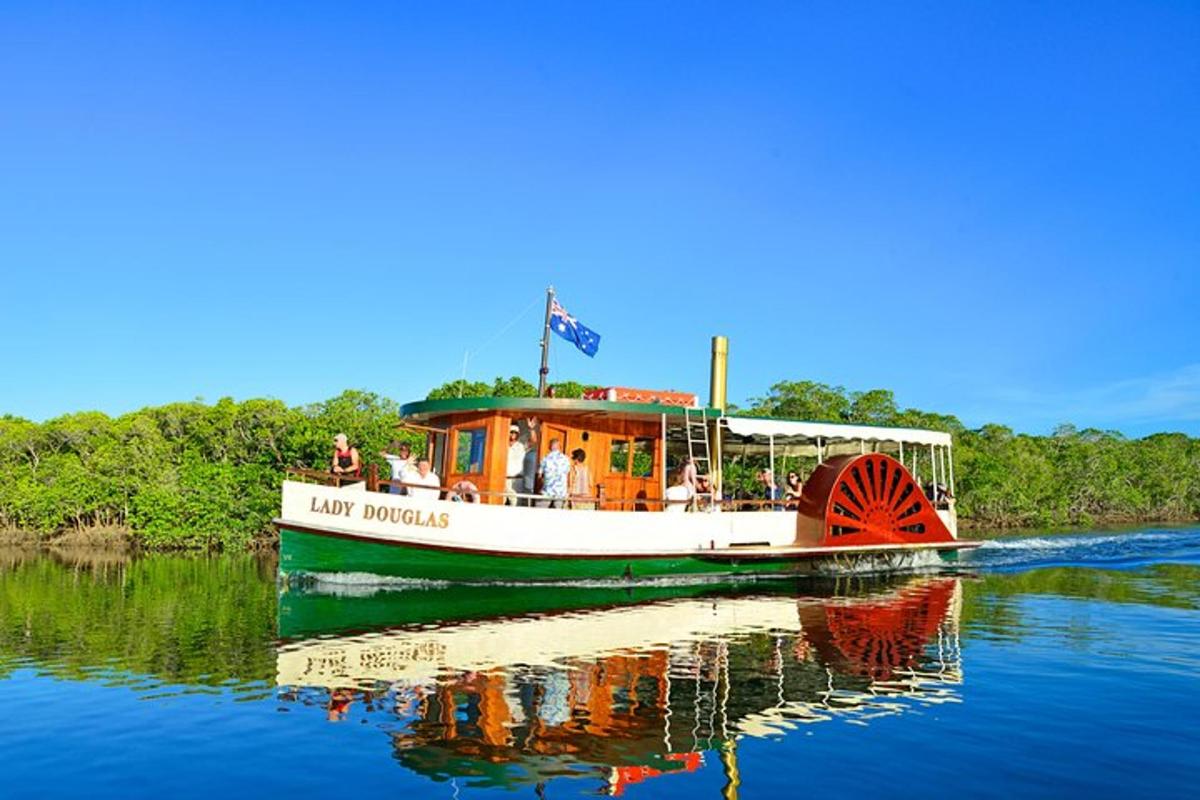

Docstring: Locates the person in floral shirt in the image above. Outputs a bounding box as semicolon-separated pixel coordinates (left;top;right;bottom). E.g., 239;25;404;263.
538;438;571;509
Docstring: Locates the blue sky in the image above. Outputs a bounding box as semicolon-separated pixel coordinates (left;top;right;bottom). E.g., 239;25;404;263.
2;1;1197;436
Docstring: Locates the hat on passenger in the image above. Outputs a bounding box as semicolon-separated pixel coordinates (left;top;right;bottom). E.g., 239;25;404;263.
509;424;520;432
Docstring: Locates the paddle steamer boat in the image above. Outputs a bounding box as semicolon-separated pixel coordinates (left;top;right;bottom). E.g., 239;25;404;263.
277;327;978;582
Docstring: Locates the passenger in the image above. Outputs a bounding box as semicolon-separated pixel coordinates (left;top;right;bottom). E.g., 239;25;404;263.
448;479;480;503
406;457;442;500
520;417;541;506
679;455;699;498
784;471;803;508
538;437;571;509
760;469;783;511
505;423;526;506
568;449;594;510
331;434;361;479
379;441;414;495
695;475;715;511
663;469;692;513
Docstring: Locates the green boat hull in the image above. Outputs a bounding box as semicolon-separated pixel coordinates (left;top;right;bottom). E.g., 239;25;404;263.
279;527;831;583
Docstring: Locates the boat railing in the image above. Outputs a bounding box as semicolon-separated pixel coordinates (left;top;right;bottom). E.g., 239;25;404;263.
285;468;800;513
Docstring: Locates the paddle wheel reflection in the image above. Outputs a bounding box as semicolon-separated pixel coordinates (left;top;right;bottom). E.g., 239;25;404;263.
276;577;964;792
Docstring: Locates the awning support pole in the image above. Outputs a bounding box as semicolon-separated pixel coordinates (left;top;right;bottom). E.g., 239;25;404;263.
660;412;667;503
769;435;776;488
948;443;955;495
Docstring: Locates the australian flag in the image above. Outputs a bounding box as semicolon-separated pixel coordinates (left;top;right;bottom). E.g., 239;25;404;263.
550;298;601;357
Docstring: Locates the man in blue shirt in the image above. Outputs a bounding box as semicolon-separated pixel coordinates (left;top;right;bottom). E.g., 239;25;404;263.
539;438;571;509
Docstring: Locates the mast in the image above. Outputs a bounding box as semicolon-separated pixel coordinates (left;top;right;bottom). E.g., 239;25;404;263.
537;286;555;397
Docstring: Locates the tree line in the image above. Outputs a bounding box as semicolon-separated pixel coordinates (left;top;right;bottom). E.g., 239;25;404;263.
1;379;1197;548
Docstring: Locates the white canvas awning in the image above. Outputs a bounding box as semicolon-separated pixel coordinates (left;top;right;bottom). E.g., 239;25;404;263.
722;415;952;447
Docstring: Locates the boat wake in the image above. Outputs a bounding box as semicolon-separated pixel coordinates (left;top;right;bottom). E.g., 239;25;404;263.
962;527;1200;572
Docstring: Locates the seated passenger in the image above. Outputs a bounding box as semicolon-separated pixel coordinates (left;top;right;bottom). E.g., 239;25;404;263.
448;479;480;503
406;458;442;500
759;469;783;511
663;470;693;513
784;472;803;508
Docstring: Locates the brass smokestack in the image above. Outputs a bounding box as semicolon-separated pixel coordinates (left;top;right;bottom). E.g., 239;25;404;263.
708;335;728;501
709;335;729;412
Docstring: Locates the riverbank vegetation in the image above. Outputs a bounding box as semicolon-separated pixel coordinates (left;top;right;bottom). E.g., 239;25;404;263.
1;381;1197;549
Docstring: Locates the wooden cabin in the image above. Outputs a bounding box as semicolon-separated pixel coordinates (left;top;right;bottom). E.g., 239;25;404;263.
398;394;700;510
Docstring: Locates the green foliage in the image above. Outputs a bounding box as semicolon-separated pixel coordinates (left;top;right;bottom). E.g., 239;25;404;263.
0;390;412;549
748;380;853;421
492;376;538;397
548;381;601;399
425;376;592;400
425;376;539;400
2;378;1197;548
426;379;494;400
741;382;1200;527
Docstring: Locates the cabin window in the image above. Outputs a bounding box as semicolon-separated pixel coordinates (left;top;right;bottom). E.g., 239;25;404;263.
427;431;448;478
454;427;487;474
609;439;630;473
632;438;655;478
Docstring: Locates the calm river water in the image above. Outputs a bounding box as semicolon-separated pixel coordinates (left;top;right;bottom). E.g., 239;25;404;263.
1;528;1198;798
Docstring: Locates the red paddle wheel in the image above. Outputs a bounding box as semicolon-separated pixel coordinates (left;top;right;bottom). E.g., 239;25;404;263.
795;453;953;547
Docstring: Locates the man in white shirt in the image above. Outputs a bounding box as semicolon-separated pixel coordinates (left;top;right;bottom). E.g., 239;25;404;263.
407;457;442;500
380;441;414;495
505;423;526;505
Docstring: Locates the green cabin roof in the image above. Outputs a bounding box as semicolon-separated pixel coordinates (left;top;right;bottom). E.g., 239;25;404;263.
400;395;717;422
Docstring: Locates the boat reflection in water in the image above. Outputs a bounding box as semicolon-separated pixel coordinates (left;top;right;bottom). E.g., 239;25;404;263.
276;577;964;793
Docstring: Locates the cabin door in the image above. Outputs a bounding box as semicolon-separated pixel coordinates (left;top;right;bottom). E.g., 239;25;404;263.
538;425;569;496
541;425;569;459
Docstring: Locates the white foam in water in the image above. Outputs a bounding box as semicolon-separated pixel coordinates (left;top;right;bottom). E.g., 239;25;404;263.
812;548;947;577
977;531;1184;551
965;528;1200;570
296;572;451;591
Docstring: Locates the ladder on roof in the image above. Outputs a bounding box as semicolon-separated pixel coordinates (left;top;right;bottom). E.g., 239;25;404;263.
683;407;715;511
